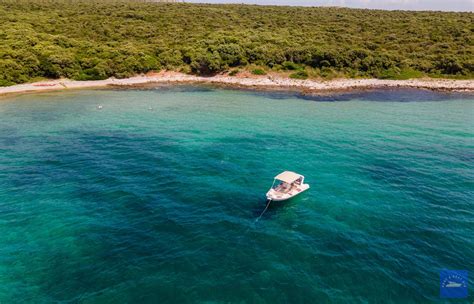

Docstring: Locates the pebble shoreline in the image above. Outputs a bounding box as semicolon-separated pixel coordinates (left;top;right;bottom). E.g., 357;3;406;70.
1;71;473;96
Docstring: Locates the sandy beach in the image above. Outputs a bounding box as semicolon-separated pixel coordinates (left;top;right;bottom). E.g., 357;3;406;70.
1;71;473;96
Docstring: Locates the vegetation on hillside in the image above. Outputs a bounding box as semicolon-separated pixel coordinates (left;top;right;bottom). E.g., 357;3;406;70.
0;0;473;86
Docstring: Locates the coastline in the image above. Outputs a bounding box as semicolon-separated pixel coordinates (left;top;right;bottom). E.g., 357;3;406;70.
1;71;473;97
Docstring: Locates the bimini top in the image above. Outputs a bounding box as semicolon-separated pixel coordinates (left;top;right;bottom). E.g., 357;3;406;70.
274;171;302;184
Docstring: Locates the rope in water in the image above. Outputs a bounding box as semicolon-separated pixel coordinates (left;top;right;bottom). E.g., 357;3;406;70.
255;199;272;222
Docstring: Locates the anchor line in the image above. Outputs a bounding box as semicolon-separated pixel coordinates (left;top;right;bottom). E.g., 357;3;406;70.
256;199;272;222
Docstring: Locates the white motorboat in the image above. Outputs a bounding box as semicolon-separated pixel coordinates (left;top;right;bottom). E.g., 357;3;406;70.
266;171;310;201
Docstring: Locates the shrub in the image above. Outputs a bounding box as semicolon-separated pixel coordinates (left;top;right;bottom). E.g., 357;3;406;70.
436;57;464;75
282;61;300;71
190;51;225;75
252;69;266;75
216;43;245;67
289;70;308;79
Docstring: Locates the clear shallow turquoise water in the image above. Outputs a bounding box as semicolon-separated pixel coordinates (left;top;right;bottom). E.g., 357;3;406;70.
0;87;473;303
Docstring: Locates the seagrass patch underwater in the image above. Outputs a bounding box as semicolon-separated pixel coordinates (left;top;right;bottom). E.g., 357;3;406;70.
0;87;473;303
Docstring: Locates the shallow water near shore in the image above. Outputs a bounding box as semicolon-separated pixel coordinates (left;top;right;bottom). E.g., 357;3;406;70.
0;87;473;303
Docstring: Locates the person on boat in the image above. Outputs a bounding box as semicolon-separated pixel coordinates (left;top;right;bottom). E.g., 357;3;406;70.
276;182;291;193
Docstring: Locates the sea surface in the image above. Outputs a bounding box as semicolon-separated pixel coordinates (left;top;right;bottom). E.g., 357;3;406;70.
0;86;473;303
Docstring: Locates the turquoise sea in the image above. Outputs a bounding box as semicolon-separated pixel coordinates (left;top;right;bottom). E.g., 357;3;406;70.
0;86;473;303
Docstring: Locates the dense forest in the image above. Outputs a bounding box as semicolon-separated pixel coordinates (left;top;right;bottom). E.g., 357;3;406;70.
0;0;473;86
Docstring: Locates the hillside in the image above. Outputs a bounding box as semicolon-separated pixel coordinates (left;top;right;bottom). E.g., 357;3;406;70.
0;1;473;86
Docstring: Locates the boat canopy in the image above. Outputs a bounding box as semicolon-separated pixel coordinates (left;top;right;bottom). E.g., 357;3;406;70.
274;171;302;184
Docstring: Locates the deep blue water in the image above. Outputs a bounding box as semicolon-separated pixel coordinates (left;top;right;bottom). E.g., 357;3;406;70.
0;87;473;303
